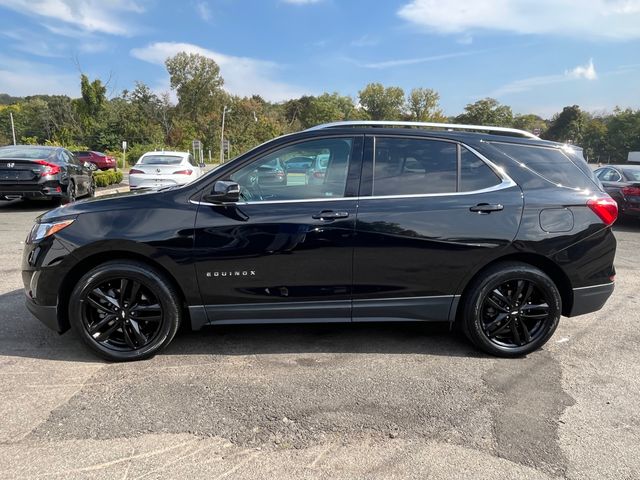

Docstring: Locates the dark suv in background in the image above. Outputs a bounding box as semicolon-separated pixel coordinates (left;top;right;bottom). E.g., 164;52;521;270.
0;145;95;203
22;121;617;361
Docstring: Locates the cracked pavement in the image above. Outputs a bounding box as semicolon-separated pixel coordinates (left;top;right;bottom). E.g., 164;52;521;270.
1;199;639;479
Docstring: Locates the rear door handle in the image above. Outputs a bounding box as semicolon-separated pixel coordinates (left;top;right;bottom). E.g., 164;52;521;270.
469;203;504;213
312;210;349;220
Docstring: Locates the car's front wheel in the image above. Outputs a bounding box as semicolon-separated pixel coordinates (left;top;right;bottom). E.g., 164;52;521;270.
461;262;561;357
69;261;181;361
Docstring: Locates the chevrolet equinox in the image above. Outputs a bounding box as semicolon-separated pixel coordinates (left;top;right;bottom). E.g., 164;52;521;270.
22;121;617;361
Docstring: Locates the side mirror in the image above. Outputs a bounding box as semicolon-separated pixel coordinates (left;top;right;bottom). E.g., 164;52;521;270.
203;181;240;203
199;163;206;168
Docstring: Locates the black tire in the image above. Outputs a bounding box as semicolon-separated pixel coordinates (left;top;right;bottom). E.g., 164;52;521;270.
461;262;561;357
68;261;181;361
61;180;76;205
88;178;96;198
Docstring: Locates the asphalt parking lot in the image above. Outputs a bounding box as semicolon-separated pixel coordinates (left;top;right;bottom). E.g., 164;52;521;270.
0;199;638;480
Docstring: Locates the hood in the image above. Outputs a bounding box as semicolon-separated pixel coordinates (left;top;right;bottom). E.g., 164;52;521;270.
37;188;163;222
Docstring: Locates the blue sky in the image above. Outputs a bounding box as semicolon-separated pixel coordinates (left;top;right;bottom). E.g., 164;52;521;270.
0;0;639;118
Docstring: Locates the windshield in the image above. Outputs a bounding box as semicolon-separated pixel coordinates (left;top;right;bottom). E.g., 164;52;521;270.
138;155;183;165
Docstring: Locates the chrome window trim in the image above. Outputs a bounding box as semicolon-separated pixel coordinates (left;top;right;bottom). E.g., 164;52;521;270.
190;197;357;207
191;139;518;207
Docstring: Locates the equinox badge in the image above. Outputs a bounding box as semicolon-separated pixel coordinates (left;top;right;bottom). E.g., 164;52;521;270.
207;271;256;278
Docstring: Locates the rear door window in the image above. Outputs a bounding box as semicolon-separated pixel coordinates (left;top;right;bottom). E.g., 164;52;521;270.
372;138;457;195
460;147;501;192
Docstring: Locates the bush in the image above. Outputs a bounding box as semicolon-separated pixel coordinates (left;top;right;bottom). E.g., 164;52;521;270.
94;170;123;187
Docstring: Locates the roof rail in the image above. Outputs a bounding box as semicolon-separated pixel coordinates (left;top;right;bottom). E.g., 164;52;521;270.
306;120;539;139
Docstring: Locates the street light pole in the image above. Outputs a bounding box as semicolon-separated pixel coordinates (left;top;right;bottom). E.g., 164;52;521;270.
9;112;16;145
220;105;230;164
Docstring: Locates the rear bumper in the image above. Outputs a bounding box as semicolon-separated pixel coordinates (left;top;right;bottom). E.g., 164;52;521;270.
129;175;189;190
567;282;615;317
0;182;63;199
25;295;60;332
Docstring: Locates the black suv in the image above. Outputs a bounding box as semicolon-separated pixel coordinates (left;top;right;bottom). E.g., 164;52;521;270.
0;145;95;203
22;122;617;361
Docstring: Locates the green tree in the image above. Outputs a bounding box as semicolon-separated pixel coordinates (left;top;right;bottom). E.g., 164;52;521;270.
358;83;405;120
165;52;224;121
581;116;608;163
543;105;584;144
605;108;640;162
284;92;359;129
406;88;445;122
455;98;513;127
513;114;547;135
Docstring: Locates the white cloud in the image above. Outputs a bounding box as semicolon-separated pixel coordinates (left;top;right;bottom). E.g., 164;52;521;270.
130;42;308;102
194;0;211;22
490;60;598;96
398;0;640;40
0;55;78;96
358;50;478;69
0;0;146;36
567;58;597;80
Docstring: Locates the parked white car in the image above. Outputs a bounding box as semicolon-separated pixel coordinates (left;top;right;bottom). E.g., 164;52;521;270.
129;151;204;190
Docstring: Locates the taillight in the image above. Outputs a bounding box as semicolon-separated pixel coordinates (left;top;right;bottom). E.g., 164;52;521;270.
173;169;193;175
129;168;144;174
621;186;640;197
34;160;61;176
587;197;618;226
313;171;325;179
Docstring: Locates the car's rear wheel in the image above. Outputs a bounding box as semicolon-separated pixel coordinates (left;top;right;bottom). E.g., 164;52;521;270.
69;261;181;361
61;180;76;204
88;178;96;197
461;262;561;357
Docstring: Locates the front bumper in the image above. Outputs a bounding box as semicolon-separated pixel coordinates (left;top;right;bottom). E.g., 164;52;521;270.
25;295;60;331
22;234;75;333
567;282;615;317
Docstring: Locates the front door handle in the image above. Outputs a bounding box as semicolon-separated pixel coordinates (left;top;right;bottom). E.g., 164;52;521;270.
312;210;349;220
469;203;504;213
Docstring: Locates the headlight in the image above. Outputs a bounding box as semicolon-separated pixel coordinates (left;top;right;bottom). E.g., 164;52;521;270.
27;219;75;243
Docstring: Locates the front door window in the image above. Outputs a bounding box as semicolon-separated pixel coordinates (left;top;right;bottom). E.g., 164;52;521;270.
229;138;353;202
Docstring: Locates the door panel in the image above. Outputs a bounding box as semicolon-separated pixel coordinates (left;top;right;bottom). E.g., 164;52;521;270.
194;200;356;321
352;135;523;322
194;135;363;324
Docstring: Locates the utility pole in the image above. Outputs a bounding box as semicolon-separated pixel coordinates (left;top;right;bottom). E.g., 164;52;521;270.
9;112;16;145
220;105;230;164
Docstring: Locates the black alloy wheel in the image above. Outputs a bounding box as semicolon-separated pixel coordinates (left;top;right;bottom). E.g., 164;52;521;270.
88;178;96;197
462;262;561;357
69;261;181;361
62;180;76;204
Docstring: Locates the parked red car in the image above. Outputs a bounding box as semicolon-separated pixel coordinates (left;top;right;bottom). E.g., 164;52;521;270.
72;151;116;170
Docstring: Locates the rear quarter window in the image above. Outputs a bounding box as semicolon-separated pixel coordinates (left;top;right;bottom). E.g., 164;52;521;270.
490;142;597;191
